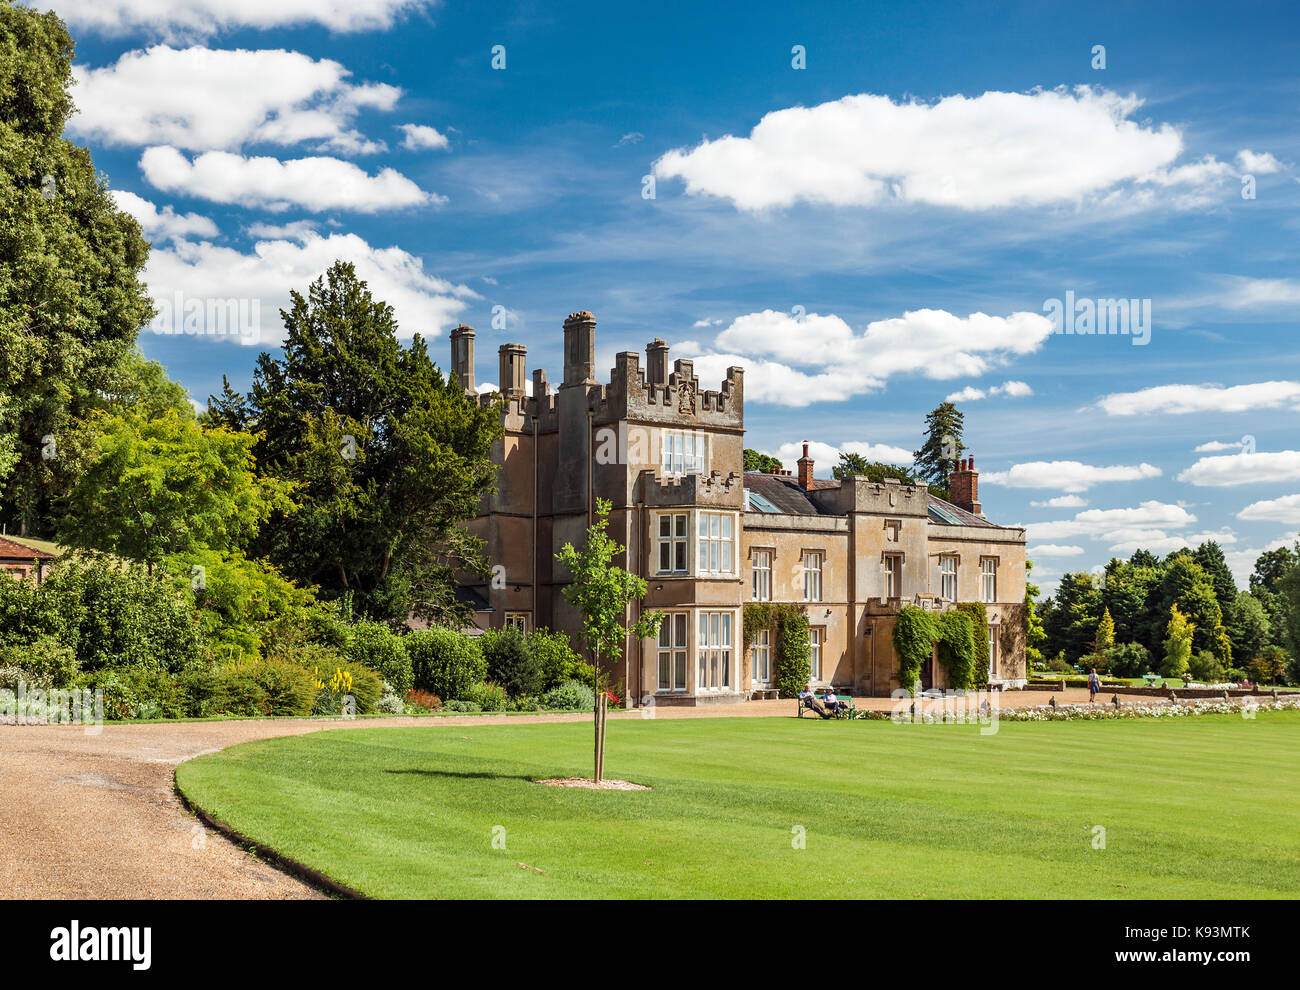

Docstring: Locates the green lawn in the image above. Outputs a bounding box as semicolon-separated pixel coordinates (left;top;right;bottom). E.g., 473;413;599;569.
175;712;1300;899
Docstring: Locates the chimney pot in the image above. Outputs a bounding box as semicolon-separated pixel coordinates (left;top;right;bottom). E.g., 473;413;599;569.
949;451;981;514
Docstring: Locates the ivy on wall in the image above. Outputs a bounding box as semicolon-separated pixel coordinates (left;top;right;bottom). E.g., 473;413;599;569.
894;603;988;692
743;602;811;698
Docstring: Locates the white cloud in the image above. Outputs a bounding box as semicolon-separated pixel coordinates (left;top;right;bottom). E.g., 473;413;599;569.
1097;381;1300;416
1027;544;1085;557
1177;450;1300;487
43;0;432;40
398;124;450;151
615;132;644;147
653;87;1248;212
691;318;724;328
1031;495;1088;509
773;439;914;475
244;220;319;240
1194;439;1249;453
140;147;436;213
1235;149;1283;174
685;308;1051;405
686;353;856;407
141;228;478;345
1025;501;1196;541
1225;531;1300;587
70;46;400;154
945;379;1033;402
1107;528;1238;557
110;189;218;243
983;460;1161;492
1237;494;1300;524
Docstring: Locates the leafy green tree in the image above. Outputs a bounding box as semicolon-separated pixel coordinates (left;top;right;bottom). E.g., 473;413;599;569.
58;406;295;574
1250;543;1299;649
1227;590;1270;667
1161;604;1194;679
913;401;965;496
1248;645;1287;686
1279;562;1300;663
1095;607;1116;653
743;448;783;473
0;3;154;534
1103;641;1151;678
228;261;503;624
1042;571;1102;664
1024;560;1046;668
1158;554;1231;663
1193;541;1238;616
831;452;916;483
1102;557;1163;654
556;498;663;783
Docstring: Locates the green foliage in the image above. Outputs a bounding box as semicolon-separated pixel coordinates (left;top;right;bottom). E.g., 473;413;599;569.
542;678;596;712
556;498;663;666
344;620;412;693
1161;604;1194;679
479;627;544;698
1102;641;1151;678
0;2;155;532
831;453;916;484
0;634;75;685
743;449;783;473
1188;650;1224;684
744;602;811;697
230;261;503;625
1095;608;1116;653
58;406;295;571
1024;560;1046;667
912;401;965;495
527;627;583;689
1248;645;1288;686
405;626;485;701
951;602;989;689
1159;555;1232;663
893;605;937;691
309;660;383;716
468;680;507;712
4;554;206;674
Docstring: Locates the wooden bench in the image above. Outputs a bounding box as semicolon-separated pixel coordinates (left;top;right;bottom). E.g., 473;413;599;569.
797;693;856;719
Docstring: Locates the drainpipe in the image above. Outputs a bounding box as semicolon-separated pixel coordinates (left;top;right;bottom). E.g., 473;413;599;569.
586;408;594;527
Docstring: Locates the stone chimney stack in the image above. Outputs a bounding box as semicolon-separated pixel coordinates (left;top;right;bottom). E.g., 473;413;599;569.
646;338;669;385
498;343;526;399
797;441;815;491
949;455;981;515
450;323;476;393
562;310;596;386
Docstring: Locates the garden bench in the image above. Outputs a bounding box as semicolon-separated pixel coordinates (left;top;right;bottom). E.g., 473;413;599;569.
797;693;856;719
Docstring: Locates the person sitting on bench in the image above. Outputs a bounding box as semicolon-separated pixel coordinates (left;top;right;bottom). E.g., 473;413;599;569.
798;684;831;719
821;686;845;716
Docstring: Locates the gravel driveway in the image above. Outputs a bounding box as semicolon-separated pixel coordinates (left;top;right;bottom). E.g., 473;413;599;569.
0;690;1101;899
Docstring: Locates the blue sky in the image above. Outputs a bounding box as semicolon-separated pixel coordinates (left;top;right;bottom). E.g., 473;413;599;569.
39;0;1300;594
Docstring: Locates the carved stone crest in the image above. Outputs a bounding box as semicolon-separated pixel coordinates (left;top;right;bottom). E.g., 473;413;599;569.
677;380;696;415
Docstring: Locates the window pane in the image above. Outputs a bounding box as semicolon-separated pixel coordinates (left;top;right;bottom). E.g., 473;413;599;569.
660;515;670;537
721;612;732;646
659;543;669;571
659;621;670;647
699;513;708;537
675;613;687;645
675;514;687;537
658;653;669;689
675;652;686;689
675;542;686;571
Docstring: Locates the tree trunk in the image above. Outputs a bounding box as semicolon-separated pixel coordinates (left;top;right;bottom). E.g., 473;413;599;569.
593;646;603;783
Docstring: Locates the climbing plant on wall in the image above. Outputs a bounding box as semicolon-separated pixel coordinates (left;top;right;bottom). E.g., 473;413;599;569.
954;601;990;689
893;605;937;691
894;604;988;692
743;602;811;698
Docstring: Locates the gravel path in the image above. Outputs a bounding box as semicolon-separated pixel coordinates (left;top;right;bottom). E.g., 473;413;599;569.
0;689;1104;899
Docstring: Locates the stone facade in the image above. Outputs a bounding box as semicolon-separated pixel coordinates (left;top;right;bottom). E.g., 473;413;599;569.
455;312;1028;705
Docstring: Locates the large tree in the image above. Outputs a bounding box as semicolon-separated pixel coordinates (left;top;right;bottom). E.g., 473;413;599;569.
0;2;154;534
743;448;782;473
1158;554;1232;663
1042;571;1103;664
831;452;916;484
217;261;503;625
913;401;965;496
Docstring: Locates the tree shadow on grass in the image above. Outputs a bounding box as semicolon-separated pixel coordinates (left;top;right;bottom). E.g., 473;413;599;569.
384;768;537;783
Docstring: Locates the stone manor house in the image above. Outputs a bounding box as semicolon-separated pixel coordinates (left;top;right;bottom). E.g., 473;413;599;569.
454;311;1028;706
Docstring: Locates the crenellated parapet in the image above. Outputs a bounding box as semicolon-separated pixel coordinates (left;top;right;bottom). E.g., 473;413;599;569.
638;468;744;509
